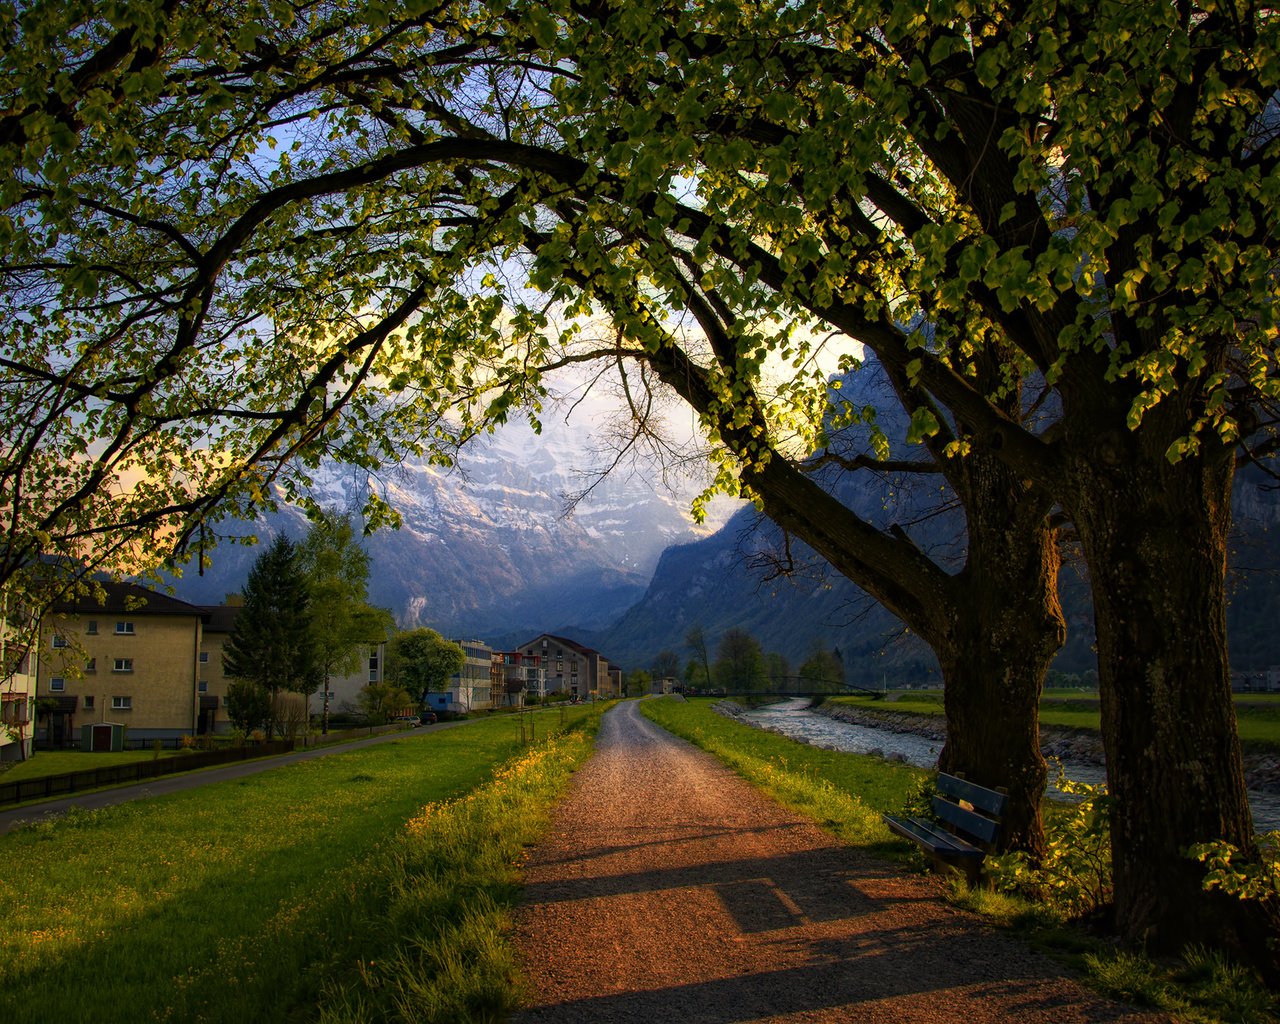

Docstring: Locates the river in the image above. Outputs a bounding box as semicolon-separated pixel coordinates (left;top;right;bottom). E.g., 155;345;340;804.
736;698;1280;832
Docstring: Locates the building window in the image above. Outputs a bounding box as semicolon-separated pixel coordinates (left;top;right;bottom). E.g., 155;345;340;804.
111;696;132;711
198;680;208;693
222;696;231;707
52;633;68;649
199;652;210;664
115;621;135;635
1;697;29;727
50;677;65;691
113;658;133;673
83;695;94;710
85;658;96;673
86;620;98;635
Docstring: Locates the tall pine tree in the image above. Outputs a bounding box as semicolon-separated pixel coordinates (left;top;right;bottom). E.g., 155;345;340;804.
222;535;315;739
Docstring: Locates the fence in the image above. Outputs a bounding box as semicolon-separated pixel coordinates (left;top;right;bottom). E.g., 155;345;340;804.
0;741;295;806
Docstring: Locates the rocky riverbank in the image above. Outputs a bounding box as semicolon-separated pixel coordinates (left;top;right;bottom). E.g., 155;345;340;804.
813;702;1280;795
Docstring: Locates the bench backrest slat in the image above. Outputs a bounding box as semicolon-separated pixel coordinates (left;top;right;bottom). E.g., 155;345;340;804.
931;794;1001;846
937;772;1007;817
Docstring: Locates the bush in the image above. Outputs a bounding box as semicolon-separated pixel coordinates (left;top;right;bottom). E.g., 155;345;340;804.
1189;830;1280;907
985;763;1113;919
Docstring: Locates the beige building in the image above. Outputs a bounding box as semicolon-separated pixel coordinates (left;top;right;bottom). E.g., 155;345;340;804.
37;582;206;745
197;601;242;735
324;642;387;718
1;594;38;761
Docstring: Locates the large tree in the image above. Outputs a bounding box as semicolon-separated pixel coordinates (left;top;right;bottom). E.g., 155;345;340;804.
0;0;1061;857
455;0;1278;956
0;0;469;620
222;535;315;739
3;0;1277;960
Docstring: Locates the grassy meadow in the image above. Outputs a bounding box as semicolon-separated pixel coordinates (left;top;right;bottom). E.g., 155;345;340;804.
0;706;605;1024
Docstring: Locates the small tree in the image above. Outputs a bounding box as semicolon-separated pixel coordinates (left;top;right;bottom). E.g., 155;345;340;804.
684;659;708;690
298;513;394;734
222;535;315;739
798;648;845;693
626;669;653;697
765;652;792;692
385;628;465;703
225;678;270;735
685;626;712;692
651;649;681;682
357;682;413;726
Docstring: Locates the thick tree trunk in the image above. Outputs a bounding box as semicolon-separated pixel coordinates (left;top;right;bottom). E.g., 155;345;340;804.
936;603;1060;858
1067;428;1280;964
936;456;1064;859
746;451;1063;858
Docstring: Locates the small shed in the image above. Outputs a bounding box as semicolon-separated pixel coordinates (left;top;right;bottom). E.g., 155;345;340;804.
81;722;126;752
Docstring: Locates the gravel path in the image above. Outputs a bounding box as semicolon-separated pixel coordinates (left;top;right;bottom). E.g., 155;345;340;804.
512;701;1173;1024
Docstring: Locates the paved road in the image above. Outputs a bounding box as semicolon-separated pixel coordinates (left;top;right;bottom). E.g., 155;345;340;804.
0;721;465;836
511;701;1171;1024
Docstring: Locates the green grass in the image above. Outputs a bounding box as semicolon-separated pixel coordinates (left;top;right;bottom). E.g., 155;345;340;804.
644;697;1279;1024
0;704;607;1024
642;697;925;855
831;691;1280;748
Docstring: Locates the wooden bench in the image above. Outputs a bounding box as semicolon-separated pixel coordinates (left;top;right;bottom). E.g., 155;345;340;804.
883;772;1006;884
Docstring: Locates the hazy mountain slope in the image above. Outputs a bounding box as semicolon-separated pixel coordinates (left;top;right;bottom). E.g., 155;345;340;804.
170;416;723;639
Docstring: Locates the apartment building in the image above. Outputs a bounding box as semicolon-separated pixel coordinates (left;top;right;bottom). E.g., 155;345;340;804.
196;600;241;735
516;634;622;700
424;639;495;714
495;651;545;706
36;582;207;745
324;642;387;716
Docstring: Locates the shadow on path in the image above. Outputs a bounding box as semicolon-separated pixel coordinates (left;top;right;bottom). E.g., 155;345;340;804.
512;702;1171;1024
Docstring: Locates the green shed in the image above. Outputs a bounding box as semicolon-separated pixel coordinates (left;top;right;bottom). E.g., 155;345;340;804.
81;722;125;752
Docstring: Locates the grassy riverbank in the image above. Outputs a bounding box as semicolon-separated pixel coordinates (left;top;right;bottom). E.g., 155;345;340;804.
643;697;1278;1024
642;695;924;855
829;691;1280;749
0;706;606;1024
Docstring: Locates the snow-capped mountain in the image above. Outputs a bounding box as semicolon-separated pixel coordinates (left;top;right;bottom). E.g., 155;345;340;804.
169;410;732;641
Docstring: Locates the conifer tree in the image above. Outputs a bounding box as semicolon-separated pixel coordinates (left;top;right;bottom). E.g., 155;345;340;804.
222;535;315;739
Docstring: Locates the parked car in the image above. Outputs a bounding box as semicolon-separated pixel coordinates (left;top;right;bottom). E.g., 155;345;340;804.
420;711;438;724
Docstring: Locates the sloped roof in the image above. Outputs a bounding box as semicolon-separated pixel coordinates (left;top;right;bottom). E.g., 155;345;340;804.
520;633;608;660
200;604;242;634
52;580;208;620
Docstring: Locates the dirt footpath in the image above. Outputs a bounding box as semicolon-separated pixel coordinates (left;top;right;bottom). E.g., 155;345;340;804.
511;701;1172;1024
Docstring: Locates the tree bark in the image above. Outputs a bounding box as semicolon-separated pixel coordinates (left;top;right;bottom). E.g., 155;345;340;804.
1066;420;1280;964
936;454;1064;858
